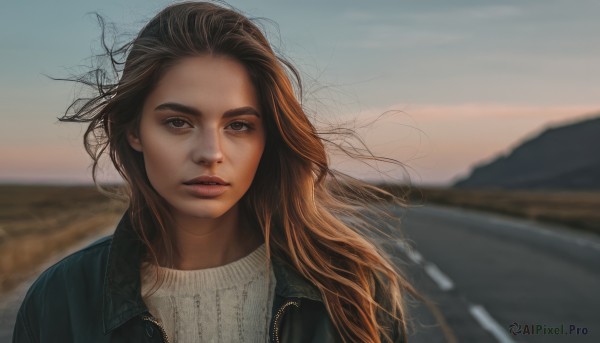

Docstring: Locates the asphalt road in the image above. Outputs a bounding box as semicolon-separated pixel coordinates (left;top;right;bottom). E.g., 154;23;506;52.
392;204;600;343
2;205;599;343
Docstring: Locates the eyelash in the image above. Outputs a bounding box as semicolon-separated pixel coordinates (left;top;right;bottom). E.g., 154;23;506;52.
164;118;253;132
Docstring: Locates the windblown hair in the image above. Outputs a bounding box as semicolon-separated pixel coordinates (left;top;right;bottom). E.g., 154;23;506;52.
58;2;441;342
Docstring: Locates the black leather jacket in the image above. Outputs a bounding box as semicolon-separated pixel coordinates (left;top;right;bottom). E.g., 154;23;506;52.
13;211;401;342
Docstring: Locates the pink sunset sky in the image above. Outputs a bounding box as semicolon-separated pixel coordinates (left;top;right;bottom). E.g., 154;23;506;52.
2;103;597;186
2;1;599;186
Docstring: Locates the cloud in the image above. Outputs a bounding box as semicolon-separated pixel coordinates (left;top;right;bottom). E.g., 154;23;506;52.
339;9;375;22
444;5;523;20
345;27;465;49
337;4;524;50
398;103;600;121
407;4;524;22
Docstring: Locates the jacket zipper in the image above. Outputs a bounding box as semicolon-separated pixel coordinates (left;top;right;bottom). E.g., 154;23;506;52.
272;299;300;343
141;315;171;343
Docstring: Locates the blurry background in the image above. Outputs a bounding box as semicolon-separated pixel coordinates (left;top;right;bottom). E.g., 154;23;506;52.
1;1;599;342
2;0;599;185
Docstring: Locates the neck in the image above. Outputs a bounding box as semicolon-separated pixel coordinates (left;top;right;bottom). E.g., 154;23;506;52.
160;204;264;270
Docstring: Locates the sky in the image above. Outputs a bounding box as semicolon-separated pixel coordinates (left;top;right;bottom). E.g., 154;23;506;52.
1;0;599;186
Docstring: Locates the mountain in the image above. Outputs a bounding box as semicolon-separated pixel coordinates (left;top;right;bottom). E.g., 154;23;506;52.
453;114;600;190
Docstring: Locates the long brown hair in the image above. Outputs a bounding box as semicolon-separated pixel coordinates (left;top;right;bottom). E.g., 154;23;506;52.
58;2;444;342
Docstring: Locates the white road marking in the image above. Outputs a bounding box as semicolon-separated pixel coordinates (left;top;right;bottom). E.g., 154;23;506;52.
406;249;424;264
395;239;514;343
424;262;454;291
469;304;516;343
396;241;424;264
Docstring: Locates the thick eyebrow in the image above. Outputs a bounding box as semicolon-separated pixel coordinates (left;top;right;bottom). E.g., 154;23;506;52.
154;102;261;118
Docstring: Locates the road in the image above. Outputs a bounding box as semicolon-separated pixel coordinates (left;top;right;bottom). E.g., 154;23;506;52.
2;205;599;342
392;204;600;343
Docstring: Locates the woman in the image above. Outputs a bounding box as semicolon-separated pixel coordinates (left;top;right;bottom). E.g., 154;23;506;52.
13;1;426;342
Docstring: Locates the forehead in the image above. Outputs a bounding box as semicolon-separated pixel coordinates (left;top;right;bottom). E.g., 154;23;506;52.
145;54;260;111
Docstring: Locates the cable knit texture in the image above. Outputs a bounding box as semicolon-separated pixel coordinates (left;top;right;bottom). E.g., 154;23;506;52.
141;243;276;343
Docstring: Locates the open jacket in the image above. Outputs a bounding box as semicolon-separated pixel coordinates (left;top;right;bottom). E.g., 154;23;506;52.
13;210;402;342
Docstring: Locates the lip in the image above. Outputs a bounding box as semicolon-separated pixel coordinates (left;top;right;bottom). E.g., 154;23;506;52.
183;183;228;198
183;175;229;186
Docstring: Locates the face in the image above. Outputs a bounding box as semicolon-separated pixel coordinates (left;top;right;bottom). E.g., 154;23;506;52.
127;55;266;220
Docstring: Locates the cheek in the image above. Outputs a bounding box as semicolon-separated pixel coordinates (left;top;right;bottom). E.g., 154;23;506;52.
141;133;185;184
233;136;265;175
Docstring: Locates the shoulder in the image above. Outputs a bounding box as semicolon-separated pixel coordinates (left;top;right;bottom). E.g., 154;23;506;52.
27;235;113;294
14;235;113;342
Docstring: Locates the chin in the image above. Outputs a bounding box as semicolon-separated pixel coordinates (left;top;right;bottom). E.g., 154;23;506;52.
174;200;236;219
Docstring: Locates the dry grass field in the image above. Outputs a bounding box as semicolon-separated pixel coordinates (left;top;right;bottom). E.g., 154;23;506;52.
0;184;128;294
379;184;600;235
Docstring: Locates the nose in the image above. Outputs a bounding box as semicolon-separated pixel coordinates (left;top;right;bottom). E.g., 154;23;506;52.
191;126;224;165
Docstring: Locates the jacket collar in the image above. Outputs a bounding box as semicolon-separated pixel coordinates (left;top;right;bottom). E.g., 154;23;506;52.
271;252;322;302
102;210;323;334
102;210;147;334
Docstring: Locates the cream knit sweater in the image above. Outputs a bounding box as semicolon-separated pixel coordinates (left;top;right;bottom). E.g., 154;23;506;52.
140;243;276;343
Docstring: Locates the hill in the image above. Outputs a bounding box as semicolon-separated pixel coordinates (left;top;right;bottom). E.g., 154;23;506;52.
454;114;600;190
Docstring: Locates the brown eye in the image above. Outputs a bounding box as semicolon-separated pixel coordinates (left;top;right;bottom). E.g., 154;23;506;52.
166;118;190;128
228;121;250;131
